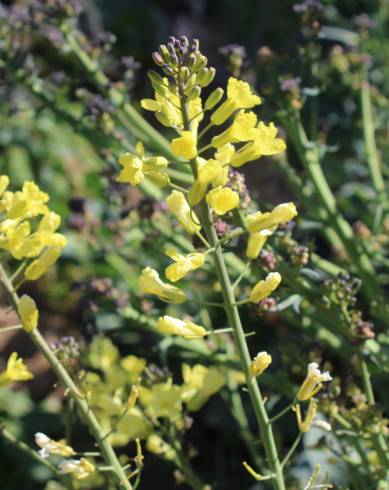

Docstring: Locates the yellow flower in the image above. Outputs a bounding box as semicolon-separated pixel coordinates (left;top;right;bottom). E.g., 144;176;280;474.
250;351;272;377
230;122;286;168
246;229;273;259
246;202;297;233
35;432;75;458
146;381;183;420
121;355;147;384
0;352;33;387
181;364;225;411
166;190;201;234
1;181;49;219
141;84;203;130
215;143;235;166
171;131;197;160
164;247;205;282
158;315;207;339
116;407;151;442
18;295;39;332
116;142;169;187
249;272;281;303
207;187;239;215
139;267;186;304
58;458;95;480
0;175;9;197
188;159;223;205
294;400;318;433
211;77;262;125
25;246;63;281
146;435;175;460
211;111;257;148
296;362;332;401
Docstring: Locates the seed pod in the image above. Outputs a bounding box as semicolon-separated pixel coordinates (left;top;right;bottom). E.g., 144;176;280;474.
205;87;224;110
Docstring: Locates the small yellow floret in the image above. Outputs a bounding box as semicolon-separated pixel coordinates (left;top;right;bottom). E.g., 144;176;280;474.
171;131;197;159
18;295;39;332
207;187;239;215
249;272;281;303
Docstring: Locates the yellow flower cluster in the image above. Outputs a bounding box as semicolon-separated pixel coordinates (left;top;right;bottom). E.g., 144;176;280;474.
117;141;169;187
115;50;298;343
0;177;67;262
0;176;67;333
80;338;227;452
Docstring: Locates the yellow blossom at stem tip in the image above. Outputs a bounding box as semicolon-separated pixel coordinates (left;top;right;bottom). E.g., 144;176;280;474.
0;352;33;387
246;229;273;260
25;246;63;281
158;315;207;339
166;190;201;234
207;186;239;215
139;267;186;304
35;432;75;458
171;131;197;160
250;351;272;377
249;272;281;303
58;458;95;480
164;247;205;282
246;202;297;233
116;141;169;187
18;294;39;332
211;77;261;125
296;362;332;401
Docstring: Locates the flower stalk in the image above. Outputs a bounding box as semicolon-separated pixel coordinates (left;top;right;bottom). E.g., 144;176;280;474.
176;80;286;490
0;263;132;490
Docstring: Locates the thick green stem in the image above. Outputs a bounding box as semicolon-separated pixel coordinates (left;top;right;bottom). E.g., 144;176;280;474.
177;74;285;488
356;347;389;468
199;205;285;489
285;111;384;307
360;73;386;201
0;264;132;490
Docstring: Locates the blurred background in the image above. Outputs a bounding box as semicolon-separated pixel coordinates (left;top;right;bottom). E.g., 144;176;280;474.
0;0;388;488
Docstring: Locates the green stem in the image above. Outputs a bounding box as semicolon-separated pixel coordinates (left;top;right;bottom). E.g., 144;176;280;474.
360;72;385;201
269;402;295;425
356;346;389;467
280;432;302;468
200;202;285;490
285;111;382;305
0;264;132;490
178;76;285;489
225;339;262;468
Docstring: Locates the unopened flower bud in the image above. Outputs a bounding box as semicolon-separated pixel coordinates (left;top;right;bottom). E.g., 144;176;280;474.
197;67;215;87
205;88;224;110
250;351;272;377
186;85;201;101
152;52;164;66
